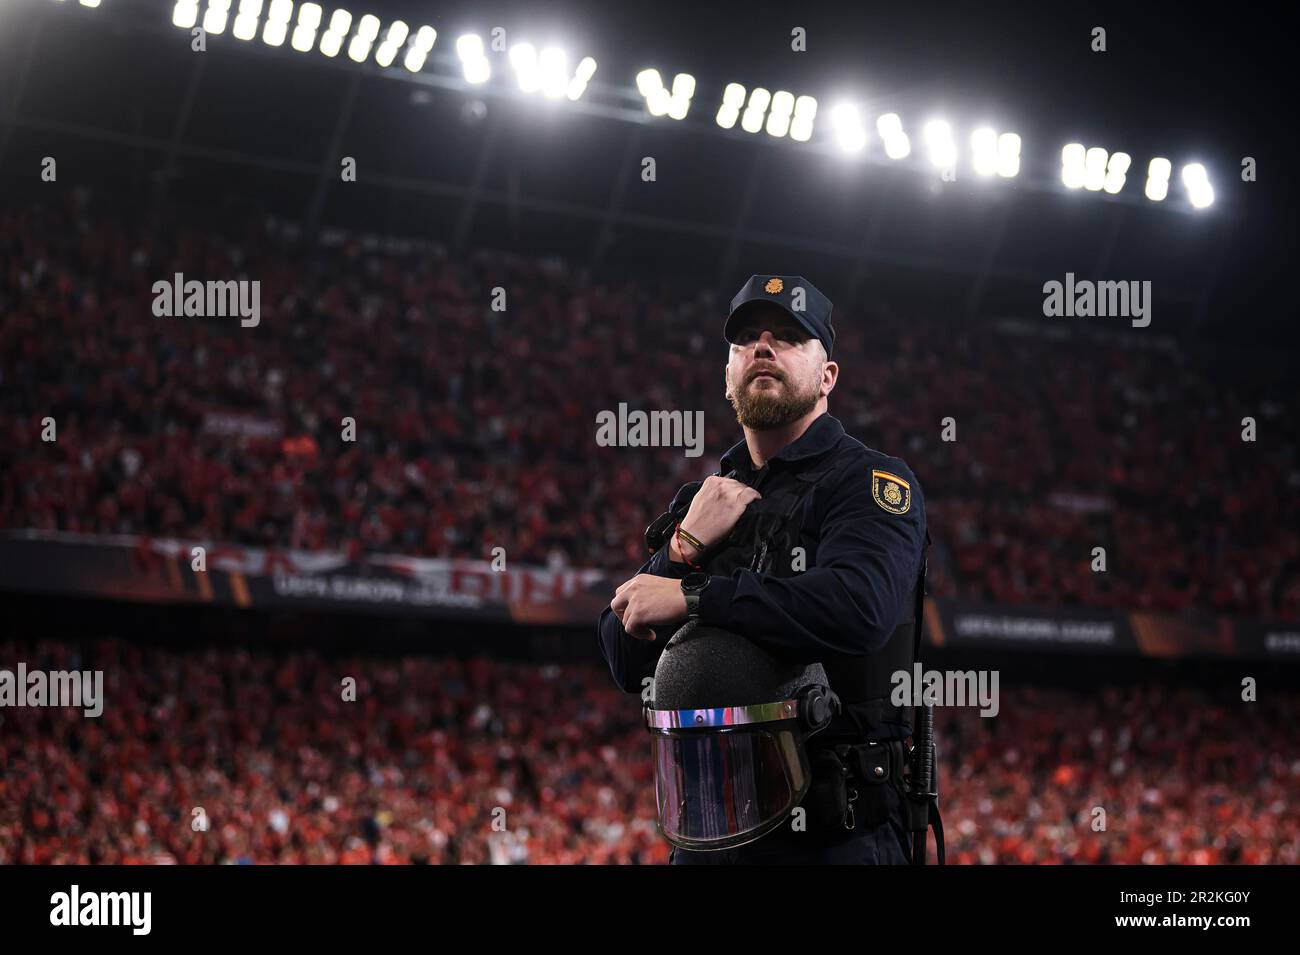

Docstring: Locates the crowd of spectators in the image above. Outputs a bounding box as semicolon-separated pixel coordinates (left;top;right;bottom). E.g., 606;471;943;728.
0;638;663;865
1;196;1297;621
937;681;1298;864
3;637;1295;865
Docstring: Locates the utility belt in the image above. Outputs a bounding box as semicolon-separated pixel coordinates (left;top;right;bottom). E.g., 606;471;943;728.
797;715;945;863
802;738;909;836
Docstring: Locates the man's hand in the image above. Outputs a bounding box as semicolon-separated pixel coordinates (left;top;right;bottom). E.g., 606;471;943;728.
610;574;690;641
677;476;761;554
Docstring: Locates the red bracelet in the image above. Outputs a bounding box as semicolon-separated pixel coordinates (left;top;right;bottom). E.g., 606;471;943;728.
675;522;704;570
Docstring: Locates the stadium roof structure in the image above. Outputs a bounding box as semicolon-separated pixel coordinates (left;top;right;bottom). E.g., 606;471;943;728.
0;0;1294;346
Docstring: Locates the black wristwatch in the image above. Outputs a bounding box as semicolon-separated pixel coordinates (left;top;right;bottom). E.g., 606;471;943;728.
681;572;710;620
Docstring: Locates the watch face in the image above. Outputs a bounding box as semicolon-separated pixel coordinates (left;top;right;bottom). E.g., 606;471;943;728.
682;573;709;592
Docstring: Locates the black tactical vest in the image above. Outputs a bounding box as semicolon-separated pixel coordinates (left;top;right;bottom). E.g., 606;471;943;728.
655;461;926;745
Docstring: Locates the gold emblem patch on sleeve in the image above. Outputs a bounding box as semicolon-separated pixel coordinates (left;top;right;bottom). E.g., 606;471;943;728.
871;469;911;514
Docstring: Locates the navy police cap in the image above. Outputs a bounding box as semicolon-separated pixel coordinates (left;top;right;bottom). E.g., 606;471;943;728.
723;275;835;359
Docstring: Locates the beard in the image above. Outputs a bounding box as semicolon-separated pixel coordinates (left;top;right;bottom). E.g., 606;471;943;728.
728;371;820;430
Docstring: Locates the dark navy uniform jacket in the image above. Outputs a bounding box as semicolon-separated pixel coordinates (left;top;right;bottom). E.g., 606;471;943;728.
598;412;927;696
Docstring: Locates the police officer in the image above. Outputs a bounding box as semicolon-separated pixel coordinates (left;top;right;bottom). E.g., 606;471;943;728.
598;274;933;865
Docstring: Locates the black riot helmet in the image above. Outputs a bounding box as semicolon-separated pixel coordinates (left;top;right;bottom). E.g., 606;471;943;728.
644;621;839;851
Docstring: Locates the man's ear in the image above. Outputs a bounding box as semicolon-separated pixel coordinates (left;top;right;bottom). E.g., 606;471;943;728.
820;360;838;398
724;364;732;400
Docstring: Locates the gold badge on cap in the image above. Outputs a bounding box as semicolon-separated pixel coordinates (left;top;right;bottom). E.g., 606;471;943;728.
764;277;784;294
871;469;911;515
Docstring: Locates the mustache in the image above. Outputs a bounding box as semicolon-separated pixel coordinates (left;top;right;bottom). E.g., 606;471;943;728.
748;366;783;382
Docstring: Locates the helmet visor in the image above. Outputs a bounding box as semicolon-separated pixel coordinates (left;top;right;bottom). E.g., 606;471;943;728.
650;724;810;850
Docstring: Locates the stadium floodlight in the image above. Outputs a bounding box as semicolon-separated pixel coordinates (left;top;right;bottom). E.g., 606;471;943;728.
667;73;695;120
566;57;597;100
635;68;670;115
635;68;663;98
923;119;956;170
996;132;1021;177
971;127;998;175
203;0;232;36
347;14;380;63
79;0;101;7
877;113;910;159
261;0;291;47
740;88;771;134
291;4;322;53
512;44;540;92
765;90;794;138
1181;163;1215;209
647;87;671;116
173;1;200;29
375;22;410;68
319;9;351;57
456;33;489;83
232;0;262;41
789;95;816;142
1061;143;1086;189
538;47;569;98
972;127;1021;176
1083;146;1109;191
830;103;867;153
404;26;437;73
1103;151;1131;194
1144;157;1171;201
716;83;745;129
463;57;491;84
456;34;484;60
